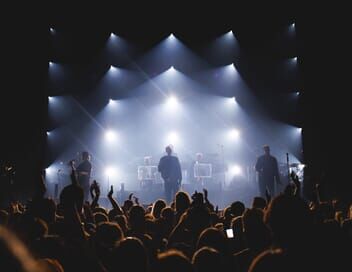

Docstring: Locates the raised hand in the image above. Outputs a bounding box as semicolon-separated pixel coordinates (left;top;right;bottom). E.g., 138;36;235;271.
128;193;133;200
94;181;100;196
203;188;208;199
108;185;114;198
133;196;139;205
265;187;271;203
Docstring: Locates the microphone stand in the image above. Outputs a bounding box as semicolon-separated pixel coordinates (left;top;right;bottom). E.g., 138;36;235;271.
286;153;290;183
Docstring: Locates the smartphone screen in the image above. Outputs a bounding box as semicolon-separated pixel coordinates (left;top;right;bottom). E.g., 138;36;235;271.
226;228;234;238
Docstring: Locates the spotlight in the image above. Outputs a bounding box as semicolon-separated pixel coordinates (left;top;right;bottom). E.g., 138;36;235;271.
166;96;178;107
105;130;117;142
229;165;242;176
110;33;117;39
228;129;240;140
50;28;55;33
48;96;54;102
166;131;179;145
109;65;118;72
298;127;302;132
105;166;118;178
46;131;51;136
49;61;54;67
226;30;233;36
45;167;53;176
169;33;176;40
291;23;295;28
108;99;117;106
296;92;300;95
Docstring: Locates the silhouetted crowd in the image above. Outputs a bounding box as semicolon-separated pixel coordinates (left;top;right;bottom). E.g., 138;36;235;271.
0;169;351;272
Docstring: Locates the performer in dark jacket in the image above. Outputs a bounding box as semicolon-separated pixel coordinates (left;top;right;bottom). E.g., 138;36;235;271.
255;145;281;198
158;145;182;203
76;151;92;201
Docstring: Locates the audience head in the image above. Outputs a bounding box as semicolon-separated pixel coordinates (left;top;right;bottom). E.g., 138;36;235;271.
94;222;124;250
192;246;225;272
196;227;227;254
59;184;84;213
157;249;193;272
249;249;287;272
111;237;149;272
230;201;245;217
175;191;191;214
264;194;312;249
152;199;167;219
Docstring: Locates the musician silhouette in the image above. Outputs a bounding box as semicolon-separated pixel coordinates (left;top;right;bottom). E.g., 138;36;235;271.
76;151;92;201
158;145;182;203
255;145;281;198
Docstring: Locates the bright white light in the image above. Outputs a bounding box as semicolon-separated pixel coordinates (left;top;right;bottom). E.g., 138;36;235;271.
296;92;300;95
108;99;117;106
226;30;234;36
291;23;295;28
228;129;240;140
49;61;54;67
231;96;236;103
45;167;53;176
166;96;179;108
292;57;298;62
298;127;302;132
169;33;176;40
166;131;179;145
105;130;117;142
168;66;176;72
229;165;242;176
110;33;117;39
50;28;55;33
48;96;54;102
109;65;118;72
105;166;118;178
46;131;51;136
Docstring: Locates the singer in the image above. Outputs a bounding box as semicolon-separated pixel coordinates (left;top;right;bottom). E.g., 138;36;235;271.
76;151;92;201
255;145;281;198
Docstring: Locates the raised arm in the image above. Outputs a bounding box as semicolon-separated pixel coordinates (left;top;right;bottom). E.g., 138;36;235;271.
107;185;123;215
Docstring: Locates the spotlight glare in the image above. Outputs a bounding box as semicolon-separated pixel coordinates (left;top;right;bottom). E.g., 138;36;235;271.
50;28;55;32
166;131;179;145
105;166;118;178
109;65;118;72
296;92;300;95
230;165;242;176
228;129;240;140
46;131;50;136
109;99;117;106
105;130;117;142
169;33;175;40
45;167;53;175
110;33;117;39
166;96;178;108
